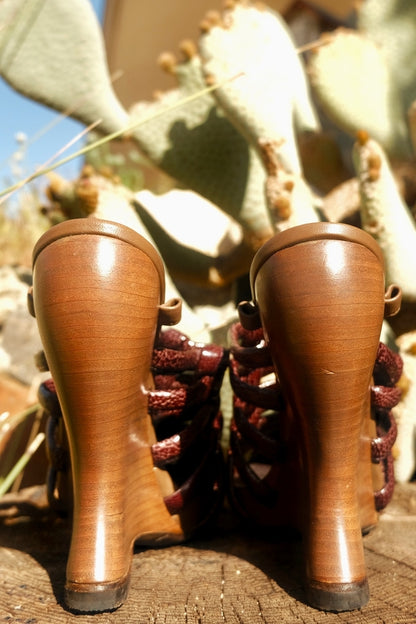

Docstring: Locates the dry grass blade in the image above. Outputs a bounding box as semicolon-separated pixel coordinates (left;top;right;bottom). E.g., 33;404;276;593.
10;406;43;493
0;405;42;487
27;69;123;149
0;72;244;200
0;404;40;440
0;119;102;206
296;38;330;54
0;431;45;497
0;68;123;174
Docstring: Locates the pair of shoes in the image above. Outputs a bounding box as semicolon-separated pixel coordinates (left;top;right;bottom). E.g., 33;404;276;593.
29;218;403;613
229;222;402;612
28;218;227;613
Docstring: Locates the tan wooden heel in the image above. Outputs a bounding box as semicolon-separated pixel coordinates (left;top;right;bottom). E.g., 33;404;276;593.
30;218;184;612
245;222;401;611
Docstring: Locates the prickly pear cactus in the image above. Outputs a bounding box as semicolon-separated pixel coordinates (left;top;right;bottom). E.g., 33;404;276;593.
258;138;320;231
308;0;416;159
352;131;416;302
0;0;324;243
0;0;128;134
358;0;416;117
199;1;320;174
130;45;273;247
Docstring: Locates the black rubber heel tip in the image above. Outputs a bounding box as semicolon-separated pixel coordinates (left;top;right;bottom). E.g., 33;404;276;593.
306;579;370;612
65;578;129;613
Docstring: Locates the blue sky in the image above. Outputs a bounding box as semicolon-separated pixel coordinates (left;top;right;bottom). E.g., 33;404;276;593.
0;0;106;203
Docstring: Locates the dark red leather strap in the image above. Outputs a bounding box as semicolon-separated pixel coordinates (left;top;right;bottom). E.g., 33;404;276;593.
228;320;403;514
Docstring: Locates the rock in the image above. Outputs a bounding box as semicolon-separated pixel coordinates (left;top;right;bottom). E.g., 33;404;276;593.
0;265;43;386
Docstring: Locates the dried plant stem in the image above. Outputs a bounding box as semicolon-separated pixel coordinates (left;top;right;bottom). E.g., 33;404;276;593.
0;119;102;206
0;72;244;200
0;403;40;439
10;406;43;493
297;38;329;54
27;69;123;149
0;69;123;173
0;432;45;497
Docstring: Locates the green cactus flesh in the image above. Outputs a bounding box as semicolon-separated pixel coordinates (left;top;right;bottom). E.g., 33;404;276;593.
130;53;273;243
199;2;320;175
308;0;416;159
353;133;416;301
0;0;128;135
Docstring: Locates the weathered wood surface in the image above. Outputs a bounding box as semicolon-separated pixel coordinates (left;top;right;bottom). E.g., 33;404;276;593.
0;483;415;623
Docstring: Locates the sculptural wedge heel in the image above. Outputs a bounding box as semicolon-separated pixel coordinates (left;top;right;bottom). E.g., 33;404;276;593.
234;222;402;612
28;218;226;613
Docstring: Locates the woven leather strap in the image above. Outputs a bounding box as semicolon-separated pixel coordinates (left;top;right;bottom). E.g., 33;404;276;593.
39;328;228;528
229;322;403;512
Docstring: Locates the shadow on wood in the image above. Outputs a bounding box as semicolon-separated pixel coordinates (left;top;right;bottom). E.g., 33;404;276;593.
0;483;415;622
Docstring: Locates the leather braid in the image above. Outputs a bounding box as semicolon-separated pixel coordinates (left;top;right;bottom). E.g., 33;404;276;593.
40;328;228;521
229;322;403;514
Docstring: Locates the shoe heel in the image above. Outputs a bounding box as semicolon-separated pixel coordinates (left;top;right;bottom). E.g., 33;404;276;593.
30;218;183;612
248;222;400;611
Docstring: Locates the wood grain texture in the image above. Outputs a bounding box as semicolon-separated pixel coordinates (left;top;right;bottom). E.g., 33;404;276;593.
250;223;388;610
31;219;183;611
0;483;415;623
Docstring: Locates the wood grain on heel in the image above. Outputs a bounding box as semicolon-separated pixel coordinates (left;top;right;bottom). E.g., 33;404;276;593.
31;219;183;612
249;223;391;611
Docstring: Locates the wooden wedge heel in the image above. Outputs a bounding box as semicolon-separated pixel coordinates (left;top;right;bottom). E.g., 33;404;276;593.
28;218;227;613
231;222;402;612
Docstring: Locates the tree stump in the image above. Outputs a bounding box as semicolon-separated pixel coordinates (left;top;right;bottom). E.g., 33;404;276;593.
0;483;416;623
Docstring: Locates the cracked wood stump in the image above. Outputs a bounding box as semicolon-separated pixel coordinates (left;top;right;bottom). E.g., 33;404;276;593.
0;483;415;623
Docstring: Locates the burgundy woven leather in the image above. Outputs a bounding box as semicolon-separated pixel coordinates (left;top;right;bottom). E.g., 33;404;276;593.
153;328;225;374
228;322;403;520
371;343;403;511
38;328;229;532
